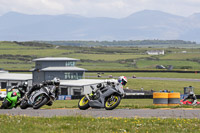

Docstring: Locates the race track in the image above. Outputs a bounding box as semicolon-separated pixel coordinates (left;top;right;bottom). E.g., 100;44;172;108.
1;108;200;118
86;76;200;82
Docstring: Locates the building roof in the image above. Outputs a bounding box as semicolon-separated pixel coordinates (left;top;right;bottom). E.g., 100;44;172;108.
41;67;86;71
0;70;8;74
33;57;79;62
60;79;104;87
147;50;164;53
0;73;32;81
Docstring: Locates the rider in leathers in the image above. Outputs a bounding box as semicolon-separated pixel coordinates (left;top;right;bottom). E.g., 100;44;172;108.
183;91;197;105
90;76;127;96
27;77;60;99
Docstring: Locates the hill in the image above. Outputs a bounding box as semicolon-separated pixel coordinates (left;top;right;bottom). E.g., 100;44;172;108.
0;10;200;42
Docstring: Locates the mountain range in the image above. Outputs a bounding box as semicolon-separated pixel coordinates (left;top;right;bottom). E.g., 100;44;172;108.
0;10;200;42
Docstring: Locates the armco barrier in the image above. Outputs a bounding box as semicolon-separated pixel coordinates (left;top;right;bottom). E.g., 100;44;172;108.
63;95;200;100
70;95;153;100
124;95;153;99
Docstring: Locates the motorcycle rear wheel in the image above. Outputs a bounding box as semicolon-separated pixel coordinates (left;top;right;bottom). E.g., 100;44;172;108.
78;96;90;110
0;100;11;109
33;95;49;109
105;95;121;110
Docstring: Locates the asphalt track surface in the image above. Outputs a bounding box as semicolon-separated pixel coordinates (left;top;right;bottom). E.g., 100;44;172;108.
1;108;200;118
86;76;200;82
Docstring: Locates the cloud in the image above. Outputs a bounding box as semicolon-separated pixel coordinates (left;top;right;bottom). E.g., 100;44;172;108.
1;0;200;18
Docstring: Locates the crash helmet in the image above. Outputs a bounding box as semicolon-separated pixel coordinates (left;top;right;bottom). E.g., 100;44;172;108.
17;82;27;94
118;76;127;86
189;91;194;95
12;92;17;96
23;82;28;87
53;77;60;86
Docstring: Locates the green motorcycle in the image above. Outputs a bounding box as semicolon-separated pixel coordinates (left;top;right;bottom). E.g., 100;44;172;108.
0;90;21;109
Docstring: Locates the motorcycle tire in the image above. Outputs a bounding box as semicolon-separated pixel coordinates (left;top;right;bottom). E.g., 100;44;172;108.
0;100;11;109
105;95;121;110
46;101;53;106
33;95;49;109
20;100;29;109
78;96;90;110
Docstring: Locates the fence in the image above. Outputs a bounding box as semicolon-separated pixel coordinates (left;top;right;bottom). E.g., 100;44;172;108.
67;95;200;100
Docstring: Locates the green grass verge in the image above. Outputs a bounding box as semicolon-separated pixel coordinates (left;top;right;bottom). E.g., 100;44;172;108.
0;115;200;133
41;99;200;109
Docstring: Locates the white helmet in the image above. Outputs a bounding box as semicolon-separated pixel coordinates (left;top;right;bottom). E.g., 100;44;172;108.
53;77;60;86
118;76;127;86
189;91;194;95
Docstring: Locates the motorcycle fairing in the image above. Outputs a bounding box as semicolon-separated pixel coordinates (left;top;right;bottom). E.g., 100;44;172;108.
89;87;118;108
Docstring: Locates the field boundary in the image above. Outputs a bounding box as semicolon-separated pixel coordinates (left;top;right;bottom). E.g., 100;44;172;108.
8;70;200;73
71;95;200;99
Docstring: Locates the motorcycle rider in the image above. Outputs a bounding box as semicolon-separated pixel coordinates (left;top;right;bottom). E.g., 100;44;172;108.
90;76;127;96
18;82;28;98
27;77;60;99
183;91;197;105
7;82;29;108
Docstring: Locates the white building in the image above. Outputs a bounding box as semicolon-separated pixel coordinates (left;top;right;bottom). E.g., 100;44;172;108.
0;71;32;89
146;50;164;55
60;79;104;96
0;57;105;96
32;57;104;96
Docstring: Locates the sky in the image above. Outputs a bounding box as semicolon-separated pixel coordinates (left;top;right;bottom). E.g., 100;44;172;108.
1;0;200;18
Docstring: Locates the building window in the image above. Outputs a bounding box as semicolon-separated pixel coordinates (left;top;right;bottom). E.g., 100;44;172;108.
61;88;68;95
65;61;75;67
48;75;54;80
64;72;82;80
1;82;7;89
73;89;81;96
11;83;18;86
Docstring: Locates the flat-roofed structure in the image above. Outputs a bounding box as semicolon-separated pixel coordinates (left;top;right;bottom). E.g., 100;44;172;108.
32;57;86;84
60;79;104;95
32;57;102;95
0;72;32;89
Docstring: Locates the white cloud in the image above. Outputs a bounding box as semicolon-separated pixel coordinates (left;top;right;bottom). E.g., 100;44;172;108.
1;0;200;18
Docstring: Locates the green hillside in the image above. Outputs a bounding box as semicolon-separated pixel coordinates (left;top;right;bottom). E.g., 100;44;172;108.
0;41;200;71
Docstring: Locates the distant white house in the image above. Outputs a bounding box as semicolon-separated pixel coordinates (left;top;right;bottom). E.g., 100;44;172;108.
181;51;187;53
146;50;164;55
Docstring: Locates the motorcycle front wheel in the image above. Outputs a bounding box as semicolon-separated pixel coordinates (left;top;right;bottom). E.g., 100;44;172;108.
20;100;29;109
33;94;49;109
0;99;12;109
105;95;121;110
0;99;11;109
78;96;90;110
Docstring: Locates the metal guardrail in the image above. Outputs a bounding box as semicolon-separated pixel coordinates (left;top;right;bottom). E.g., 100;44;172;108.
71;95;153;99
71;95;200;100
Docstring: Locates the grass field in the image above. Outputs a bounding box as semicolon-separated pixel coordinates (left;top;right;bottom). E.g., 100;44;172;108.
1;115;200;133
1;41;200;70
86;72;200;94
126;79;200;94
86;72;200;79
41;99;200;110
